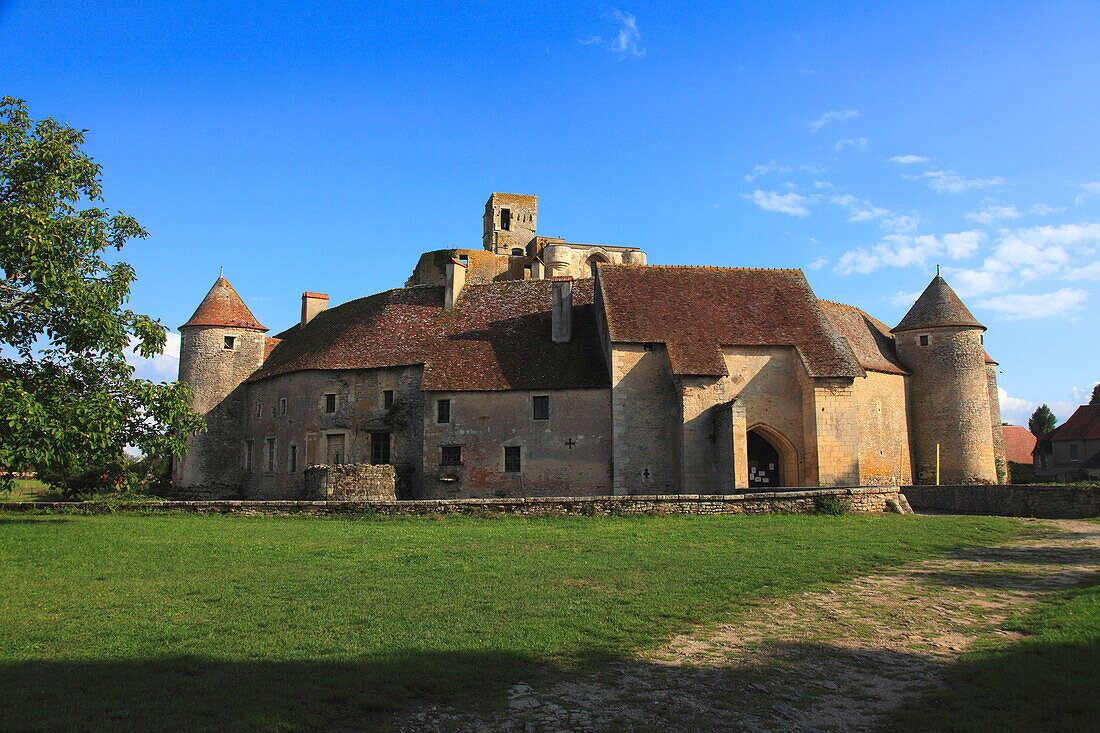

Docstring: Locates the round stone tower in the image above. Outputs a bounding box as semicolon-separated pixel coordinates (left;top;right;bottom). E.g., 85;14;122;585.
893;273;997;484
173;275;268;490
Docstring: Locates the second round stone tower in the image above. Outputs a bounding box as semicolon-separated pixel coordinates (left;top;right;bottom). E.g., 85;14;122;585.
893;273;998;484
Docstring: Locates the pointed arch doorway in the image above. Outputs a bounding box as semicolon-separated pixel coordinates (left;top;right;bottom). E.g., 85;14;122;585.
747;426;797;488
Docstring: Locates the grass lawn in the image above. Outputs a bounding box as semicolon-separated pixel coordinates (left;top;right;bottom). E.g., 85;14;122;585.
0;513;1027;730
0;478;59;502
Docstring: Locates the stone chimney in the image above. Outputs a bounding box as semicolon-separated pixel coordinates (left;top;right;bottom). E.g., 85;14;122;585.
551;277;572;343
301;292;329;328
444;257;467;310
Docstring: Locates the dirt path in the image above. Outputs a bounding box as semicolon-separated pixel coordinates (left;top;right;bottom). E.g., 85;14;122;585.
402;518;1100;732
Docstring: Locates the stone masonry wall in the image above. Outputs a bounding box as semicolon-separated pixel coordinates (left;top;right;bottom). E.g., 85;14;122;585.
852;370;913;485
304;463;396;500
904;483;1099;519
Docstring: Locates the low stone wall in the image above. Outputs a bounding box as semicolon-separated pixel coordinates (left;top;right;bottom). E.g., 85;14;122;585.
0;486;905;517
304;463;396;501
903;483;1100;519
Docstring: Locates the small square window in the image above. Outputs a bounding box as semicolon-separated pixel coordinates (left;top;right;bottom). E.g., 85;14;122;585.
279;397;287;416
504;446;521;473
437;399;451;424
500;208;511;231
324;393;337;414
919;335;930;347
224;335;235;350
383;390;394;409
441;445;462;465
533;395;550;421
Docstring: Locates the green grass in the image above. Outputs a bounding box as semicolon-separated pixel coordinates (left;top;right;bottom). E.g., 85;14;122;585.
0;478;60;502
0;513;1024;730
891;576;1100;732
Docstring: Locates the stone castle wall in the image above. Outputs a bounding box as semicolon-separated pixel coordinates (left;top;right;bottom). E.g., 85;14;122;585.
852;370;913;485
304;463;396;500
904;483;1099;518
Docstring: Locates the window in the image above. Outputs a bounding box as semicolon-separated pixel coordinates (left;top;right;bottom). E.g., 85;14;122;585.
383;390;394;409
324;393;337;413
511;248;524;256
1069;443;1079;462
245;441;254;472
224;335;235;350
533;395;550;421
440;445;462;465
919;334;930;346
265;437;276;472
437;398;451;424
255;402;263;420
279;397;287;417
504;445;521;473
643;342;656;352
500;208;511;231
371;432;391;465
289;443;298;473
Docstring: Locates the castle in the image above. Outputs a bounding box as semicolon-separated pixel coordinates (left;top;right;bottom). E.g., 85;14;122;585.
172;193;1007;498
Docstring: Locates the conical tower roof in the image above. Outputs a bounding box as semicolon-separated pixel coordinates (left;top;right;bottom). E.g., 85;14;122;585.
893;273;984;333
180;276;267;331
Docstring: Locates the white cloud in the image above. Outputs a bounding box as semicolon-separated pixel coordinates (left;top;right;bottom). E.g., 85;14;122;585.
1065;261;1100;281
578;35;603;45
964;204;1021;224
745;190;812;216
125;331;181;380
809;109;859;133
910;169;1005;193
888;289;923;307
889;154;928;164
1030;204;1065;216
744;160;790;182
828;194;890;223
834;137;868;152
610;10;645;58
978;288;1088;319
998;387;1035;426
807;257;827;270
1075;181;1100;205
882;214;919;233
835;231;985;275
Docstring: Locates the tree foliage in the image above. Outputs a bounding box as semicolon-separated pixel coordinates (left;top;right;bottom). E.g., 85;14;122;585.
0;96;203;492
1028;404;1057;437
1091;383;1099;405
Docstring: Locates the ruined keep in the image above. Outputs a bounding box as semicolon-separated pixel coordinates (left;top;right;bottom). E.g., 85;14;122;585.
171;193;1007;499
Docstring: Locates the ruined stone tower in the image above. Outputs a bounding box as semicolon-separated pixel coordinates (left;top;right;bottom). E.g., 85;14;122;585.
173;275;268;489
483;193;537;255
893;273;999;484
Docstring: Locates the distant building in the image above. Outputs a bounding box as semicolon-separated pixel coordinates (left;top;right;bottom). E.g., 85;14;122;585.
1033;405;1100;482
1002;425;1037;465
172;193;1007;498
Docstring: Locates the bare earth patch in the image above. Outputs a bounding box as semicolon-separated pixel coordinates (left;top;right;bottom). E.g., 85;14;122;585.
401;519;1100;732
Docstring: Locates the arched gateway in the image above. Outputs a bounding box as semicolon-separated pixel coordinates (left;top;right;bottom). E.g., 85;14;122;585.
747;426;798;488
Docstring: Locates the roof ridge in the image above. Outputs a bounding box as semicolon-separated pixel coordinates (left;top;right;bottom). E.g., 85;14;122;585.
603;263;804;273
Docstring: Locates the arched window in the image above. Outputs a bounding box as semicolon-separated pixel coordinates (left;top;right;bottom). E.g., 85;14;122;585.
586;253;609;277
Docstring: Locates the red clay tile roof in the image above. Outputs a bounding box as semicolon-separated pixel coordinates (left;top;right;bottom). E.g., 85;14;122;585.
180;276;267;331
597;265;864;378
1001;425;1037;463
817;301;907;375
250;279;608;391
1045;405;1100;442
263;337;281;361
893;275;984;332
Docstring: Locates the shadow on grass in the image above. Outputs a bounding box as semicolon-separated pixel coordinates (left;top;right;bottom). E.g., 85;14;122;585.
0;516;70;525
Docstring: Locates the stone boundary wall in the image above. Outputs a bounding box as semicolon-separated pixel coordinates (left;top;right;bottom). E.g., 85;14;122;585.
903;483;1100;519
304;463;396;501
0;486;905;517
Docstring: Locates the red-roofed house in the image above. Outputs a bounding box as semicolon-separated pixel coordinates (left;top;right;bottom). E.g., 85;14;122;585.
172;193;1007;499
1002;425;1037;465
1033;405;1100;482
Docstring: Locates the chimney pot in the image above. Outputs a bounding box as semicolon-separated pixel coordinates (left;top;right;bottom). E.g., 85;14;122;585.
301;292;329;328
551;277;573;343
444;257;467;310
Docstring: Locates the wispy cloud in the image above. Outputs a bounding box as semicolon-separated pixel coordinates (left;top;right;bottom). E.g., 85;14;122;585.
834;137;868;152
1075;181;1100;205
807;257;827;270
578;9;645;58
964;204;1021;224
889;154;928;164
835;231;986;275
1030;203;1065;216
744;160;790;183
910;169;1004;193
745;190;812;217
809;109;859;133
978;288;1088;320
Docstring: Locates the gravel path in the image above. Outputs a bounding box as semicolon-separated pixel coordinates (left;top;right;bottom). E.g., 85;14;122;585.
402;518;1100;732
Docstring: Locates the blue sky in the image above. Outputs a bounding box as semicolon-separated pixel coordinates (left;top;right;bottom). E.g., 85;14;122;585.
2;1;1098;426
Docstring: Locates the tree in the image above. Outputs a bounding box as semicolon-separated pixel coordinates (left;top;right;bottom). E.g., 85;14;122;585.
1091;383;1099;405
1028;404;1057;437
0;97;203;492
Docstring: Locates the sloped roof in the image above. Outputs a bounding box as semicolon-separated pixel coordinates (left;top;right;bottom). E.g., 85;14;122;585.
893;275;984;333
1002;425;1037;464
1046;405;1100;442
817;301;907;375
250;279;608;391
597;265;864;378
180;276;267;331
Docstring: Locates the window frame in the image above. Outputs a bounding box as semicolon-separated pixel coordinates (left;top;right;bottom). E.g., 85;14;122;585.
288;443;298;473
323;392;337;414
919;334;930;347
383;390;394;409
504;445;521;473
1069;443;1080;462
371;431;391;465
532;395;550;421
440;445;462;466
500;207;511;231
244;440;255;472
255;402;263;420
437;398;451;424
223;335;236;350
278;397;287;417
264;436;277;473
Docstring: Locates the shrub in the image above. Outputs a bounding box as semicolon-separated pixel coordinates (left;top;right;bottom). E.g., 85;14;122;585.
814;494;851;515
